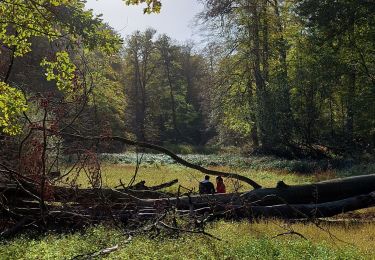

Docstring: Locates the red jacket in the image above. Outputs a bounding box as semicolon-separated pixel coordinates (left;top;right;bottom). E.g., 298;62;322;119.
216;182;226;193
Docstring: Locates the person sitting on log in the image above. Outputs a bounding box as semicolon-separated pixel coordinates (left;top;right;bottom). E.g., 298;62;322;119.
199;175;215;194
216;176;226;193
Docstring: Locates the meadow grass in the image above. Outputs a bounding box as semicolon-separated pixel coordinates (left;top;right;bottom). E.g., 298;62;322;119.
5;156;374;259
72;164;313;193
1;220;374;259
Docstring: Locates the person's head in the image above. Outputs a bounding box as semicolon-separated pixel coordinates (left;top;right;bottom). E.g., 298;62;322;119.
204;175;210;181
216;176;223;183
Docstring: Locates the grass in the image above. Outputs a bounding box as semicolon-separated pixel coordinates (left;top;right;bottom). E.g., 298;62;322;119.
4;154;375;259
71;164;313;193
1;220;374;259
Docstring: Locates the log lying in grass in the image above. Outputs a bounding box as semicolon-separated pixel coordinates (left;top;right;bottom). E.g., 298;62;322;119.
205;192;375;221
16;192;375;223
1;174;375;240
4;174;375;209
241;174;375;205
147;179;178;191
137;174;375;209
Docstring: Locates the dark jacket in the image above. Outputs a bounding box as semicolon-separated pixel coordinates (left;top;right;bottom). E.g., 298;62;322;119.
199;180;215;194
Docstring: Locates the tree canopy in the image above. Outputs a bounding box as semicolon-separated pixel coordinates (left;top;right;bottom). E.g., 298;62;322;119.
1;0;374;157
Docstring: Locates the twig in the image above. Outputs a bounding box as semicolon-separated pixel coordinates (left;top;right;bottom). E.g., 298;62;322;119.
71;245;119;260
158;221;222;241
272;230;307;240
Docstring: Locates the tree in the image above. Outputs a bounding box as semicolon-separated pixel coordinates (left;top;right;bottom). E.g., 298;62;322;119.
122;29;157;142
199;0;375;156
0;0;164;136
0;0;122;134
122;30;208;145
199;0;295;152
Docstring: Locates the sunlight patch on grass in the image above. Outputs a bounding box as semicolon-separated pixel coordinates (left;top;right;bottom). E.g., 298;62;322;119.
68;164;314;193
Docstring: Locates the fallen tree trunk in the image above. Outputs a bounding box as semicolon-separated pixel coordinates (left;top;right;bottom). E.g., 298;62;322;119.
3;174;375;209
207;192;375;220
2;173;375;240
242;174;375;205
148;179;178;191
12;192;375;223
53;174;375;207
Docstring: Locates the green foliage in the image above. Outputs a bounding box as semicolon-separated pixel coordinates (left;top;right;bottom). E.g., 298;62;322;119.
0;0;122;135
218;58;254;136
0;0;65;56
40;51;76;92
122;31;207;144
199;0;375;155
0;82;27;135
125;0;162;14
90;52;127;136
163;143;219;155
0;0;122;56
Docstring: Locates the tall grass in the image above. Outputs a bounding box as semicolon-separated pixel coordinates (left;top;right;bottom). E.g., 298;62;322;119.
69;164;313;193
1;221;373;259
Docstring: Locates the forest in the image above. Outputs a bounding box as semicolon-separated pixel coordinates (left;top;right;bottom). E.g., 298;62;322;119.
0;0;375;259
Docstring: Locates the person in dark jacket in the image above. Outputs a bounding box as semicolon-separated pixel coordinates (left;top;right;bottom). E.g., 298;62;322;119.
199;175;215;194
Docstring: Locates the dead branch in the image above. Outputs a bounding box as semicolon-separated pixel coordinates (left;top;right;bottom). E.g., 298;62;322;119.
71;245;119;260
116;179;178;191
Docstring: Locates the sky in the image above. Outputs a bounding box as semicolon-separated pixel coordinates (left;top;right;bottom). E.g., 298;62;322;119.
85;0;204;43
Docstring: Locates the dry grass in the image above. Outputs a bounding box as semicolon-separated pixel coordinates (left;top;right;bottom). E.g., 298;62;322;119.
69;164;313;193
243;219;375;255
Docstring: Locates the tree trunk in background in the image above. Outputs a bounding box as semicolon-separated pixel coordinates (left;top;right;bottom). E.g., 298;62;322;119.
133;53;146;142
162;50;179;141
273;0;293;144
345;15;356;147
250;1;277;150
346;71;355;146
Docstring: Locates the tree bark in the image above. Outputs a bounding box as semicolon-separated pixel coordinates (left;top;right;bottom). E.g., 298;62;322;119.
15;174;374;210
207;192;375;220
242;174;375;205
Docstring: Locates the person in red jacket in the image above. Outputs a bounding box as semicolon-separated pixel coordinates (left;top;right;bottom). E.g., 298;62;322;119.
216;176;226;193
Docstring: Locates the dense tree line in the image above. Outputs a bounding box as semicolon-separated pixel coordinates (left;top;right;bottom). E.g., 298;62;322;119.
198;0;375;157
1;0;374;158
121;30;209;145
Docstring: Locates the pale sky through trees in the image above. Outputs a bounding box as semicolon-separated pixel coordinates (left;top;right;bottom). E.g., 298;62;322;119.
85;0;204;43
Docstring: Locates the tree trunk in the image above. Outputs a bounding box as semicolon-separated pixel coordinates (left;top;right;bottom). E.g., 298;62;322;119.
207;192;375;220
10;174;373;210
242;174;375;205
